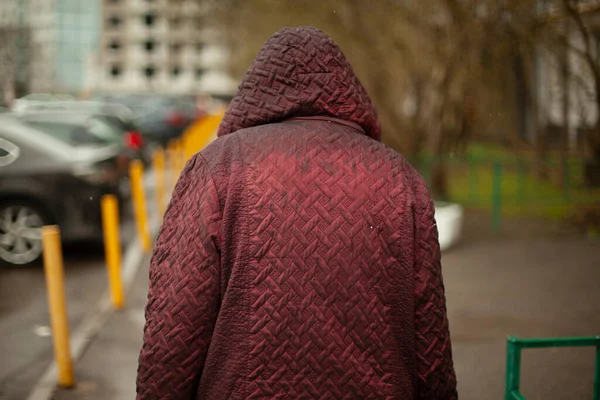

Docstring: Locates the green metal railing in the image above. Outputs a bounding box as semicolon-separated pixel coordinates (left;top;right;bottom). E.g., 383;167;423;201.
410;153;600;234
505;335;600;400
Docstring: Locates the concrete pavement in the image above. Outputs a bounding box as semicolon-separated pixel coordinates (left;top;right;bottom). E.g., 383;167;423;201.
47;228;600;399
51;255;149;400
0;222;135;400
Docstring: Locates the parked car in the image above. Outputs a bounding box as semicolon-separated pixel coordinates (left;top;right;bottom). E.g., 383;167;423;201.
92;93;199;146
12;93;77;112
0;116;130;266
14;111;145;164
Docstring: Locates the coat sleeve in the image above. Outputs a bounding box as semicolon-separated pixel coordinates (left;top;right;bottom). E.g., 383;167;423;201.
137;154;222;399
412;175;458;400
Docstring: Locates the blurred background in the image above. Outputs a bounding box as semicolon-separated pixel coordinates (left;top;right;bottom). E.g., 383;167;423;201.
0;1;599;399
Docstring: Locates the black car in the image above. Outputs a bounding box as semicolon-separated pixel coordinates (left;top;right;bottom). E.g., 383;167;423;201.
0;117;130;266
92;94;199;146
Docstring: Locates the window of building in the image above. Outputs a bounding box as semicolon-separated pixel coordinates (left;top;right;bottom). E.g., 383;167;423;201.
144;13;156;27
144;66;157;77
144;40;157;52
107;15;121;28
170;17;181;28
110;65;122;77
171;66;181;77
108;40;121;52
195;68;205;80
195;43;204;53
170;42;182;54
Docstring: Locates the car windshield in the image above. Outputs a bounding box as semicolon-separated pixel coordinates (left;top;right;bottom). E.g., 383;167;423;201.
0;118;75;161
23;119;112;146
87;117;123;143
97;95;176;117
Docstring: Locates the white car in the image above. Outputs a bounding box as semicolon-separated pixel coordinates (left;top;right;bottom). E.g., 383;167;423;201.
434;201;464;252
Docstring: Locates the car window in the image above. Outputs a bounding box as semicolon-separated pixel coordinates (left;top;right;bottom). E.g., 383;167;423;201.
87;117;123;143
0;122;74;162
23;120;107;146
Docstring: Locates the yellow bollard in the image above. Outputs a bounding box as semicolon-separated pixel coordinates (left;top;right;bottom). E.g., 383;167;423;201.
129;160;151;252
177;139;186;171
167;144;178;192
152;147;166;218
184;132;196;160
101;195;124;309
42;226;75;388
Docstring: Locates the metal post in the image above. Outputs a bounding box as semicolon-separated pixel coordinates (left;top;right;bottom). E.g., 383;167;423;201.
468;155;478;204
178;139;186;172
517;159;526;205
594;343;599;400
183;132;194;160
492;161;503;235
505;336;521;400
130;160;151;252
563;161;571;201
167;140;179;191
101;195;124;309
152;147;166;218
42;226;74;388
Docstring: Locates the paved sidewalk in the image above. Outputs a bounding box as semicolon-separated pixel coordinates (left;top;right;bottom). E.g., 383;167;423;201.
51;257;150;400
48;231;600;400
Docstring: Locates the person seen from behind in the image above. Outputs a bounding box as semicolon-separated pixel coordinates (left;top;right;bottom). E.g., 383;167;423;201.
137;26;457;399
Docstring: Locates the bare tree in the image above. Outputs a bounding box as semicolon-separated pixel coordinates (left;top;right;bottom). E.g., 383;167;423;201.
202;0;564;196
559;0;600;186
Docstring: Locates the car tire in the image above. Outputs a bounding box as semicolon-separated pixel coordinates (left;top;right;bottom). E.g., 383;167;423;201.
0;201;50;267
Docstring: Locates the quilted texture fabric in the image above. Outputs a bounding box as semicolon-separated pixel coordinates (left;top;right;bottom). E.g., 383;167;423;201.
137;26;456;400
217;26;381;141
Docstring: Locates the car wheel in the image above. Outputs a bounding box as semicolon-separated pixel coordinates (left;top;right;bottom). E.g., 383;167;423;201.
0;202;48;267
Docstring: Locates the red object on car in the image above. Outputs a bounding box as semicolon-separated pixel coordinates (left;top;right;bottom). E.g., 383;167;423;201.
124;130;143;149
166;111;187;127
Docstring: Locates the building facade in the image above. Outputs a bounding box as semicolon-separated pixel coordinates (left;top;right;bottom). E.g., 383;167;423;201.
95;0;235;95
0;0;234;97
0;0;102;95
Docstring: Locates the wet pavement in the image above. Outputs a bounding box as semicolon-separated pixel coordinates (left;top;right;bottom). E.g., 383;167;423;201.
48;226;600;400
0;222;135;400
446;236;600;400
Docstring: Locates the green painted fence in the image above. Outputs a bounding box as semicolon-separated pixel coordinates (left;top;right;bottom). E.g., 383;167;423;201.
505;336;600;400
410;154;600;234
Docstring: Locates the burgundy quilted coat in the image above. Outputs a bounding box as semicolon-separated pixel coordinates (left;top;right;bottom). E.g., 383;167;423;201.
137;26;457;399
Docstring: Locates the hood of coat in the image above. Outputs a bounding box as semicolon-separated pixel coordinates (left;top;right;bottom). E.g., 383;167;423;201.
217;26;381;141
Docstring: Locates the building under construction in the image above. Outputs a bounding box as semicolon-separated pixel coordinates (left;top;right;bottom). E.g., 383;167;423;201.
0;0;234;98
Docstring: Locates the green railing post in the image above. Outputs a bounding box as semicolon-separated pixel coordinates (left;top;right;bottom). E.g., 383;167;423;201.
492;161;503;235
505;336;522;400
517;158;526;205
506;336;600;400
469;155;479;204
563;161;571;201
594;344;599;400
